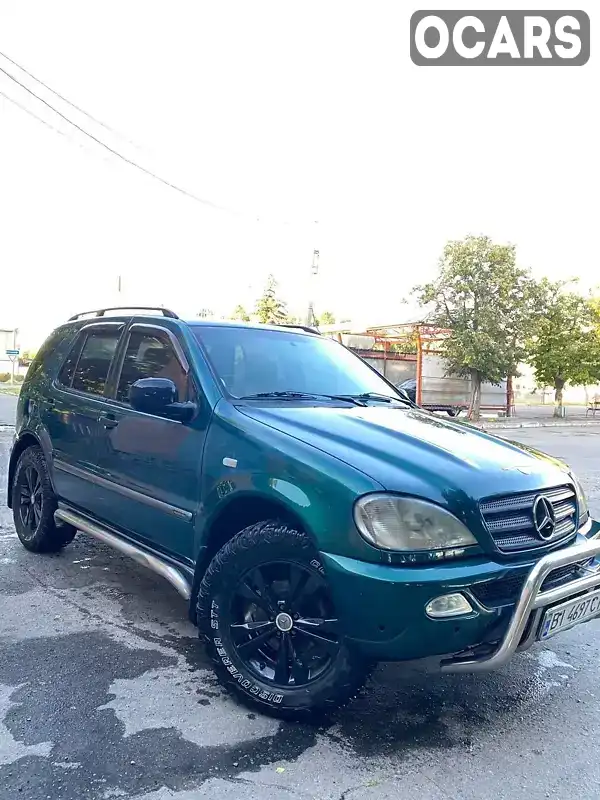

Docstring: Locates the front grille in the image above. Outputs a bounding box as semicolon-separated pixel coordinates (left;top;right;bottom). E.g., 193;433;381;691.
470;558;595;608
471;573;527;606
480;485;578;553
541;557;596;592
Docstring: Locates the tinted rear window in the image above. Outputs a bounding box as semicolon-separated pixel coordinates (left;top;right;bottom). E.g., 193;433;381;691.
26;327;73;382
59;329;120;396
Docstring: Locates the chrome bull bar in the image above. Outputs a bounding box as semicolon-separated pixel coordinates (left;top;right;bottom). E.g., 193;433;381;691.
442;519;600;673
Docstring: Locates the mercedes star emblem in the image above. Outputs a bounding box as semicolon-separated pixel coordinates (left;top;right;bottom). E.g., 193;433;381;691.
532;495;556;540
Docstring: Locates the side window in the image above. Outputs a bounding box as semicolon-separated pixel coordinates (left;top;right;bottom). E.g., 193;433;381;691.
65;330;120;396
58;336;85;388
116;330;188;405
27;327;70;382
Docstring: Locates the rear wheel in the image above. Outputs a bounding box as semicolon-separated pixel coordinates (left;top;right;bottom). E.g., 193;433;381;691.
12;446;76;553
197;521;369;718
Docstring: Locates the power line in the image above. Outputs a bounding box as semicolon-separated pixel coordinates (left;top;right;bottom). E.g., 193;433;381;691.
0;49;138;146
0;58;317;226
1;88;99;157
0;64;239;214
0;88;67;136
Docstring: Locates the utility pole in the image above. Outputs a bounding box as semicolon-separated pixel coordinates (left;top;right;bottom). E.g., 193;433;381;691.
305;248;320;327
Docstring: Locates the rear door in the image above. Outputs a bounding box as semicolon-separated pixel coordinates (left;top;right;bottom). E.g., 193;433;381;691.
47;322;124;518
92;322;204;562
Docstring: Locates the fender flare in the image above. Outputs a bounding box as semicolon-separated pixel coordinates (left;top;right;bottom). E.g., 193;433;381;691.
7;428;55;508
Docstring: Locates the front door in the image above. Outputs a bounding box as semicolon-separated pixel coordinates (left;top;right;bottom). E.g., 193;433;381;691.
93;323;204;563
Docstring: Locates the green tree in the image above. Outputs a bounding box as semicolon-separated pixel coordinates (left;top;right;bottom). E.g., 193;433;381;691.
19;349;37;366
414;235;537;420
255;274;288;324
318;310;336;326
231;304;251;322
528;280;600;417
393;331;418;355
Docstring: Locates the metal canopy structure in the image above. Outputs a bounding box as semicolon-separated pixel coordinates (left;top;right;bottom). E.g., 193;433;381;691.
322;321;452;405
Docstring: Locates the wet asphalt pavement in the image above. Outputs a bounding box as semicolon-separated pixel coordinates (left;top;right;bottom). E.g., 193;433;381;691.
0;394;18;426
1;425;600;800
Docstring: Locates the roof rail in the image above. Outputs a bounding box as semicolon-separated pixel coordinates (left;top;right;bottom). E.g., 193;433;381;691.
274;323;321;335
68;306;179;321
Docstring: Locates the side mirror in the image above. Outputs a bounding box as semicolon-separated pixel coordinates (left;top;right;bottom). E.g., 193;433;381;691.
130;377;177;415
129;378;198;422
396;388;411;402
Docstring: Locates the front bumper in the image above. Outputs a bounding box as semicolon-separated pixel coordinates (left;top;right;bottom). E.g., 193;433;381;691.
321;517;600;666
442;519;600;672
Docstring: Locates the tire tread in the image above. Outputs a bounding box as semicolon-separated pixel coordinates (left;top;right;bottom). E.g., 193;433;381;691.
12;446;76;553
197;520;368;719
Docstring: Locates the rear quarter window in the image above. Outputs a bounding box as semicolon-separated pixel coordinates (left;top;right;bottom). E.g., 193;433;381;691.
65;330;120;396
25;326;77;384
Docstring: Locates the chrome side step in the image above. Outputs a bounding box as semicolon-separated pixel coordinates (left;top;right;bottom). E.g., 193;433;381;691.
54;507;192;600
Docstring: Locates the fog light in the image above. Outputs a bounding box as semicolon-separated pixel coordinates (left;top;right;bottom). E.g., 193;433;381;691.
425;593;473;619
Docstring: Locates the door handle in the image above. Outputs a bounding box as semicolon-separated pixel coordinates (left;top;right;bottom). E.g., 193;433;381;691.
43;396;56;408
98;413;119;429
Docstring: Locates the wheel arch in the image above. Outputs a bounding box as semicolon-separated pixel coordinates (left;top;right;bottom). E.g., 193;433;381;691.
7;431;48;509
188;492;315;623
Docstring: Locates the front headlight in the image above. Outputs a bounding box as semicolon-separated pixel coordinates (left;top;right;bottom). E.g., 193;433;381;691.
571;473;589;523
354;494;477;553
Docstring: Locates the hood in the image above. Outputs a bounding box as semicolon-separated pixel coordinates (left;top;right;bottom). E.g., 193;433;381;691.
238;403;572;506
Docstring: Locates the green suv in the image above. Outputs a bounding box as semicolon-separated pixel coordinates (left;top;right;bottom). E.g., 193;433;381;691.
7;306;600;717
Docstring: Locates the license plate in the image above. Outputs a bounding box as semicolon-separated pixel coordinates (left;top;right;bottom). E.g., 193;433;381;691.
539;588;600;641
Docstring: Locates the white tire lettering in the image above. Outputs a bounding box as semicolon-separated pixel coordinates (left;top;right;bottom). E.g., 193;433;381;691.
213;635;288;706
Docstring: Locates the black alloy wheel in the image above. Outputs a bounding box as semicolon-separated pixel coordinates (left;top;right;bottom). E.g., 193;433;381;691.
229;561;340;688
197;521;370;717
17;464;43;539
12;446;77;552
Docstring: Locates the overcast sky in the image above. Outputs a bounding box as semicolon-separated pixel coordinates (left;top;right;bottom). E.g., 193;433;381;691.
0;0;597;346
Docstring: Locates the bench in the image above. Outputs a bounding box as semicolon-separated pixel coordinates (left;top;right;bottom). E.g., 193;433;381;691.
587;399;600;417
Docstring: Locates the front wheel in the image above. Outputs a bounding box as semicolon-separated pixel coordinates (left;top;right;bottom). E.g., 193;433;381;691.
197;521;369;718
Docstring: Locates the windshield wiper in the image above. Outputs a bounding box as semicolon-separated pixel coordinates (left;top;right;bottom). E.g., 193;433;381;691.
240;391;366;406
349;392;410;405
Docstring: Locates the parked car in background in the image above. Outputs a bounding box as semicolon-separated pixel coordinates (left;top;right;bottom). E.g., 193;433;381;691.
397;378;465;416
7;306;600;718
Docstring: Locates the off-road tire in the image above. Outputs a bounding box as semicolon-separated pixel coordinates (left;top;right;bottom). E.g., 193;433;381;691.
197;521;369;719
12;446;76;553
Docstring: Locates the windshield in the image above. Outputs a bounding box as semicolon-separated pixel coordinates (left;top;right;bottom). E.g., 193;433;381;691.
193;326;405;400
